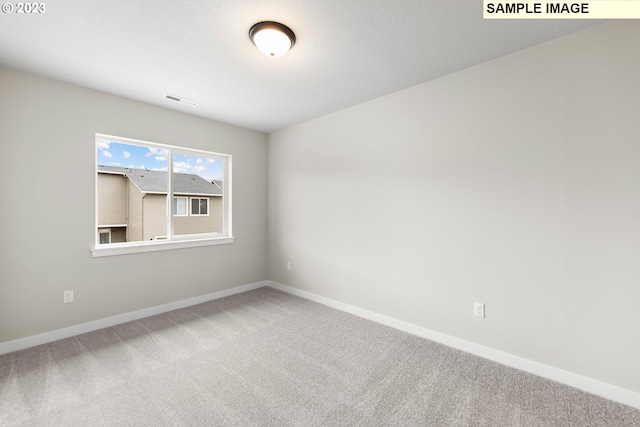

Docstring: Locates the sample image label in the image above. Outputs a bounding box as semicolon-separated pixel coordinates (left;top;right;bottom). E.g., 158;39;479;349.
483;1;640;19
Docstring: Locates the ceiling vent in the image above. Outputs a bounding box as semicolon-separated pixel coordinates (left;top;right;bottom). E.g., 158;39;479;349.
164;94;198;107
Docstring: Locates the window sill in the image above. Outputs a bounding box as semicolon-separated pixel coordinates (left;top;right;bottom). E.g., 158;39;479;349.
91;236;235;258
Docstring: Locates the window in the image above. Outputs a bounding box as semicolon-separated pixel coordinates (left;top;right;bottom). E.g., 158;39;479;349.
173;197;188;216
191;197;208;216
99;228;110;244
93;133;233;257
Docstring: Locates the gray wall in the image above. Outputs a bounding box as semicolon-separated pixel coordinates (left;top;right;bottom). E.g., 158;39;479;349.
0;67;268;343
267;22;640;394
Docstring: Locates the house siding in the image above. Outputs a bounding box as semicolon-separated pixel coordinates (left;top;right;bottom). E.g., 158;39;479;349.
98;170;222;242
127;181;143;242
143;194;168;241
97;173;127;226
211;196;223;233
174;196;223;235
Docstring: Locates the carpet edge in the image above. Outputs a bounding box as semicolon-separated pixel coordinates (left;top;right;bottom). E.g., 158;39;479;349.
0;280;268;356
266;280;640;410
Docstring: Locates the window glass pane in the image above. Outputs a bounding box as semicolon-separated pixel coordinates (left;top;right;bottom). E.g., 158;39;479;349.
96;140;168;244
173;153;223;235
95;134;230;252
99;231;109;244
173;197;187;216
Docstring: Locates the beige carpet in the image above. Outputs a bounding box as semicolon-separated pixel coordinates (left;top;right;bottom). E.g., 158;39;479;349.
1;287;638;426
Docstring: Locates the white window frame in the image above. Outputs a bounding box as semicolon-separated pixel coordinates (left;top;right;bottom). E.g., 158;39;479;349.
92;133;233;257
190;197;209;216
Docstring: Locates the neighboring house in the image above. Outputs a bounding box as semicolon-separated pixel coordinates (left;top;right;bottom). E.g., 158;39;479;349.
97;165;223;243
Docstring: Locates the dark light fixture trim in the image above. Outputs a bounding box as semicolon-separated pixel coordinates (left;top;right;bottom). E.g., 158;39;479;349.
249;21;296;58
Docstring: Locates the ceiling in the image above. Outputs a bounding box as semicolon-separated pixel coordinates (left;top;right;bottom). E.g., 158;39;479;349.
0;1;605;133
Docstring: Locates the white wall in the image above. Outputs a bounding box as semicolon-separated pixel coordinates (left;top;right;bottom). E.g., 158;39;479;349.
267;22;640;394
0;67;268;343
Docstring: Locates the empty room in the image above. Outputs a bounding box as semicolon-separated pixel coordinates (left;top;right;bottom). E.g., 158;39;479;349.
1;1;639;425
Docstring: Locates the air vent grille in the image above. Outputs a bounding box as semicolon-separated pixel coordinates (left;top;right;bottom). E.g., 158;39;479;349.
164;94;198;107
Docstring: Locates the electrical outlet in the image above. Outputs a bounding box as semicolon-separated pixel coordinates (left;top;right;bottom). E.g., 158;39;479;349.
63;290;74;304
286;262;291;271
474;302;485;318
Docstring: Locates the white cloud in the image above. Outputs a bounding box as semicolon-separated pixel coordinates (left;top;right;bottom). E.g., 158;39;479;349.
155;155;166;161
173;161;192;173
196;158;203;164
123;151;130;159
102;150;113;158
146;147;167;157
208;158;215;163
96;139;110;150
193;165;206;173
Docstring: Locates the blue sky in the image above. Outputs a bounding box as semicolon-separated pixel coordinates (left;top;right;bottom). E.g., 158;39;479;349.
96;140;223;181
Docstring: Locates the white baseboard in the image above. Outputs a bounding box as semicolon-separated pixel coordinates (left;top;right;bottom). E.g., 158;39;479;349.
267;280;640;410
3;279;638;410
0;280;267;356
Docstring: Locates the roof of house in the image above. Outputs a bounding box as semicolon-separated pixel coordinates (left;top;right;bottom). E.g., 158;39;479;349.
97;165;222;196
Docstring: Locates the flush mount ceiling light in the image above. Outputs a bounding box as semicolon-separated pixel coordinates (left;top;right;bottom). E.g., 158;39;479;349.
249;21;296;58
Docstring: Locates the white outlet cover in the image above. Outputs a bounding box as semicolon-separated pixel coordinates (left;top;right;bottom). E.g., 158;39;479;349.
63;290;74;303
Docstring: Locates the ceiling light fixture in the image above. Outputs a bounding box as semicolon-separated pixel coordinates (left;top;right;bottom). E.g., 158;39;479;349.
249;21;296;58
